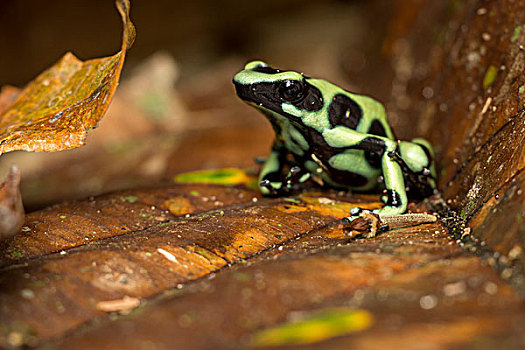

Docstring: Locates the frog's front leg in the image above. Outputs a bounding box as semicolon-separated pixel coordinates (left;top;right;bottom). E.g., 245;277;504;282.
259;142;309;196
259;146;285;196
343;148;407;220
323;127;408;218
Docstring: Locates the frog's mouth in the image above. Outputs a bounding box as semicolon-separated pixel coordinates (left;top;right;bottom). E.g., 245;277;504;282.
232;81;255;102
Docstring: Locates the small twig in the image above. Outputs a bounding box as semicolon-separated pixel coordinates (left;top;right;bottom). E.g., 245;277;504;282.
380;213;437;228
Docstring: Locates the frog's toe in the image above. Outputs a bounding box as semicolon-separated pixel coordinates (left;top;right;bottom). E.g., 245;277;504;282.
260;179;290;196
283;166;304;186
350;207;361;216
343;206;382;223
346;207;378;219
289;166;301;176
260;179;280;196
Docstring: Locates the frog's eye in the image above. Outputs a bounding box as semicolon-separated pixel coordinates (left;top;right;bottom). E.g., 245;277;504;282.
277;80;304;102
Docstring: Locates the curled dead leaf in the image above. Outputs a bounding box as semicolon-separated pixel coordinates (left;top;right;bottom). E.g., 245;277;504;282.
0;0;135;154
343;211;382;238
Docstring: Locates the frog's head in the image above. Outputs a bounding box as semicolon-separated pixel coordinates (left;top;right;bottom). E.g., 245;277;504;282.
233;61;324;124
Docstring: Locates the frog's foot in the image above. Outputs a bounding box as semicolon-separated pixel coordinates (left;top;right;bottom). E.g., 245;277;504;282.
260;166;305;196
376;205;406;217
342;207;378;223
377;188;408;216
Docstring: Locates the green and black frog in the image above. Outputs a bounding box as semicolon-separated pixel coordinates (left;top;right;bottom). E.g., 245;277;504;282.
233;60;436;219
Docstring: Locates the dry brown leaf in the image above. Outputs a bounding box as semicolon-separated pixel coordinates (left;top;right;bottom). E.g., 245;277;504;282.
0;0;135;154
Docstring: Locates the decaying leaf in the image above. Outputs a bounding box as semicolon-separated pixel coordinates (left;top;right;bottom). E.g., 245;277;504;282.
342;211;382;238
250;308;373;346
0;0;135;154
0;165;24;239
173;167;258;188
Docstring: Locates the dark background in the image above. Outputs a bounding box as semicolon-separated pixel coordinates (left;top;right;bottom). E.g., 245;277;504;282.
0;0;403;210
0;0;389;93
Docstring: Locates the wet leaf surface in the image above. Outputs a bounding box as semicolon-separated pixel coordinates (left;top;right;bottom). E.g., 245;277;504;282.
0;186;381;347
469;170;525;261
0;184;261;265
0;0;135;154
381;0;525;266
47;219;525;350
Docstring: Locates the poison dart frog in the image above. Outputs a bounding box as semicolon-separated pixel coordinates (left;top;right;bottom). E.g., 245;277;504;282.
233;61;436;219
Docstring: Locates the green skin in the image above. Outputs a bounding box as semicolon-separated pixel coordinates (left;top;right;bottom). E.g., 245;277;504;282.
233;60;436;218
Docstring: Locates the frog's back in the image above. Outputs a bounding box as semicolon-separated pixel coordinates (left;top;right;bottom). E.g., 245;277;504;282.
307;78;394;139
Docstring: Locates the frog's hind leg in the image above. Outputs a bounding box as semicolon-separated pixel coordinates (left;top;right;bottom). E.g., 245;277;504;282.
358;139;408;216
322;127;409;219
379;147;408;216
326;151;381;192
410;137;437;187
390;139;437;199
